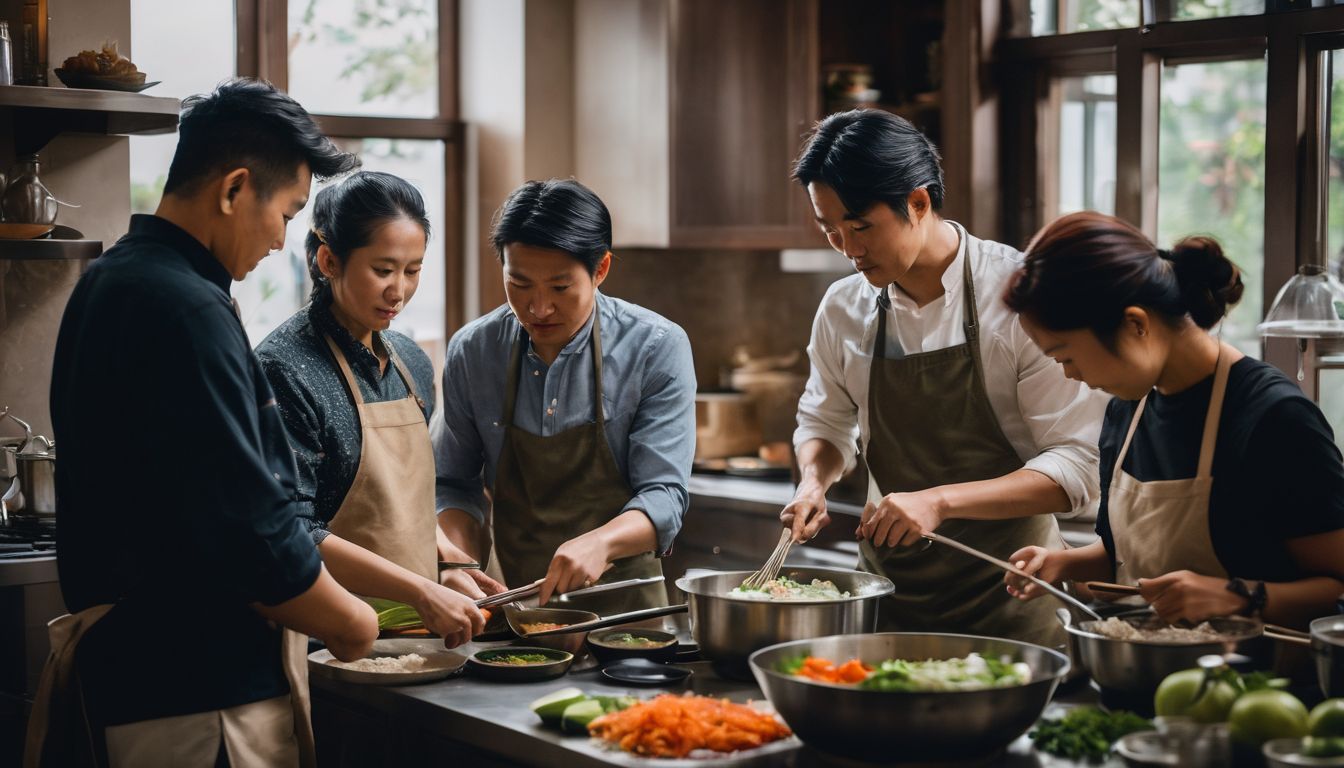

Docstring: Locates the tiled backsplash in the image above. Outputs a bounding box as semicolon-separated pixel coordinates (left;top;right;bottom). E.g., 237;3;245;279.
601;248;846;442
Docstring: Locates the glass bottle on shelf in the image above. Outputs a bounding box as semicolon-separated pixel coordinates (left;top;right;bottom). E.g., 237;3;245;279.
1;154;57;225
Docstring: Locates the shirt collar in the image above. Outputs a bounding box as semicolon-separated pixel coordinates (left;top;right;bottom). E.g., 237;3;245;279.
524;292;603;361
127;214;233;294
883;220;967;310
310;289;388;378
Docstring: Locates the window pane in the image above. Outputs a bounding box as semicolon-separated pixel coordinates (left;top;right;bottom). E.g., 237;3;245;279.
1066;0;1139;32
1320;367;1344;450
288;0;438;118
1157;57;1267;357
1172;0;1264;21
235;139;447;358
1013;0;1138;36
129;0;236;213
1056;74;1117;216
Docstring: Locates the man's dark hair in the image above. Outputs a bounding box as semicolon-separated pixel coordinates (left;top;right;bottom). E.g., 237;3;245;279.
490;179;612;275
163;78;360;199
792;109;945;221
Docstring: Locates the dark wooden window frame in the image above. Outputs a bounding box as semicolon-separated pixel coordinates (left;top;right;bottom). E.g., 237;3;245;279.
997;5;1344;377
235;0;465;335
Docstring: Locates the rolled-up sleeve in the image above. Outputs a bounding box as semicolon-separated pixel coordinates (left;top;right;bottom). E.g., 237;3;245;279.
258;356;332;546
793;292;862;473
1010;317;1107;518
165;304;321;607
621;325;696;556
432;337;490;522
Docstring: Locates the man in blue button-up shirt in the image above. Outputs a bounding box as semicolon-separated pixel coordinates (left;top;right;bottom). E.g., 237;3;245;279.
432;179;696;606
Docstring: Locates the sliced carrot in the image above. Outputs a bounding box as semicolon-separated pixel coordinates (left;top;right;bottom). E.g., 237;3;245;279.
588;693;791;758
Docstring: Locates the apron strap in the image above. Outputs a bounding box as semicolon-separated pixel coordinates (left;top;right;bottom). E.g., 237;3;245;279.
383;342;427;413
1196;343;1236;479
1113;396;1148;476
323;335;367;408
591;307;607;428
503;308;608;427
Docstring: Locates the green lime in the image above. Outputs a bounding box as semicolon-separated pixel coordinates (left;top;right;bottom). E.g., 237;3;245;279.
1309;699;1344;738
1153;668;1240;723
1227;689;1309;745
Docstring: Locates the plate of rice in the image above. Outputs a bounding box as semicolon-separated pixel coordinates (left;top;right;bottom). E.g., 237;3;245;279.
309;638;467;685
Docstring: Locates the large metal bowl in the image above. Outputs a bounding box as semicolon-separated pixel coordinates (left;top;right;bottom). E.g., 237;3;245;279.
675;566;894;679
749;632;1070;763
1312;615;1344;697
1060;609;1269;703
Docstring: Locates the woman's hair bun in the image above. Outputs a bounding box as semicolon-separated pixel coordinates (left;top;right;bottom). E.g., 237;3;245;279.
1169;235;1244;329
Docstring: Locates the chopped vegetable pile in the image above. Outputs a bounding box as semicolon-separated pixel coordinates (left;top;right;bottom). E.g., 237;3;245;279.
780;652;1032;692
597;633;672;648
1029;707;1152;763
587;693;792;758
519;621;567;634
731;576;849;601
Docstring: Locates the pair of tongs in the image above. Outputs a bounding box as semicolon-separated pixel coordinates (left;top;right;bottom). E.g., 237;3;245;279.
474;575;665;610
923;531;1104;622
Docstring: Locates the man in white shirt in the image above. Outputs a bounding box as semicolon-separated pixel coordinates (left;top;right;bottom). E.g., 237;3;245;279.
781;109;1106;644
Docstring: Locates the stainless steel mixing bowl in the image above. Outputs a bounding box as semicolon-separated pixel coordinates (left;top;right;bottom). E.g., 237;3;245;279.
749;632;1070;763
1312;614;1344;697
674;566;894;679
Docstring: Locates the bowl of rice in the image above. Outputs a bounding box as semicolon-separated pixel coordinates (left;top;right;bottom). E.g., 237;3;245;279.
309;638;467;686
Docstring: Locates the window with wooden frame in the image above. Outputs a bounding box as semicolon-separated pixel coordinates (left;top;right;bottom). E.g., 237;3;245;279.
998;5;1344;382
128;0;463;353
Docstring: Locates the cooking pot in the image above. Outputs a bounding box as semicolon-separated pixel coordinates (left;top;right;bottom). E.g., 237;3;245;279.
1058;608;1269;708
674;566;894;679
2;413;55;517
1312;614;1344;697
693;392;761;460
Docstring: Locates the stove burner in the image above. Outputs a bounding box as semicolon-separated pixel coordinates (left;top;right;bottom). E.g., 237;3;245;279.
0;517;56;556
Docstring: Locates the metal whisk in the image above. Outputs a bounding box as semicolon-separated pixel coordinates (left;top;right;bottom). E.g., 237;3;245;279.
741;529;794;590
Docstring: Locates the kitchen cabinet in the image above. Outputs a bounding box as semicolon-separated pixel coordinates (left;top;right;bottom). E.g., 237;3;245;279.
574;0;826;250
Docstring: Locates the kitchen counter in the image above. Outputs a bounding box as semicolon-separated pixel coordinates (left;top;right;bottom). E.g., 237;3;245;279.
0;555;58;588
310;645;1125;767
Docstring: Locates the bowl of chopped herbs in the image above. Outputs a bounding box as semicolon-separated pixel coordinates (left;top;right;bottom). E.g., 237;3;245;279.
468;647;574;682
1030;706;1154;763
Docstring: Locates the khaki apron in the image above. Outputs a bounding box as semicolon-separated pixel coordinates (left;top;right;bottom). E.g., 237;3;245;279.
1110;343;1234;585
24;606;312;768
857;240;1065;647
491;310;666;614
321;335;438;583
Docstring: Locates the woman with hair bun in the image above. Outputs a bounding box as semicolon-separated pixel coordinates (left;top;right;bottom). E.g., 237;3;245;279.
1003;211;1344;628
257;171;497;649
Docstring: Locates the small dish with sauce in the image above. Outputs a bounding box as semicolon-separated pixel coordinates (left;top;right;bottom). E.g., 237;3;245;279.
587;628;679;664
467;646;574;682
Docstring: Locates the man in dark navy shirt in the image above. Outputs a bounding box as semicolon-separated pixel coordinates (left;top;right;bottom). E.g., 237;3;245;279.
42;79;377;767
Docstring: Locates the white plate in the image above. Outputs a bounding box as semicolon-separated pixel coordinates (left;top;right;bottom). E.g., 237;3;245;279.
308;638;466;686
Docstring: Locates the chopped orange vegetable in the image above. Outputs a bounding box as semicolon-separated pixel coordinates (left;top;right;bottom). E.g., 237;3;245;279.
587;693;792;758
793;655;872;684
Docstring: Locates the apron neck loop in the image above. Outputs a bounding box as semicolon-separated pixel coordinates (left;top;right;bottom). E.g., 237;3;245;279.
871;228;980;362
502;303;607;426
324;334;423;411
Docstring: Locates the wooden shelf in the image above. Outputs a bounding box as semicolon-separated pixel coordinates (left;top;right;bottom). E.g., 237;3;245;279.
0;84;179;155
0;225;100;260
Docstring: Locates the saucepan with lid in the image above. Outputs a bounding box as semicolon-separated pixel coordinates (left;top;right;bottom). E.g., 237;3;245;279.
1;411;55;517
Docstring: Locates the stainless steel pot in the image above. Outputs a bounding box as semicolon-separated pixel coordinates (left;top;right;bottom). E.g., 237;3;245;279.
1059;608;1269;699
2;413;55;517
1311;614;1344;697
749;632;1070;763
674;566;894;679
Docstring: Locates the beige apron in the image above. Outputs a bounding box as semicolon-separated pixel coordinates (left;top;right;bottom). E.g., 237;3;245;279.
1110;343;1234;585
24;606;312;768
491;310;666;615
857;240;1065;648
321;335;438;582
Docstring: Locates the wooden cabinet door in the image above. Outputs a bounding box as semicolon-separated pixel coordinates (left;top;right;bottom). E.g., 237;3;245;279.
668;0;826;249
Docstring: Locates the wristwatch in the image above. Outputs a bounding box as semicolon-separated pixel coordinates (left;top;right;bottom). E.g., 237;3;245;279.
1225;577;1267;617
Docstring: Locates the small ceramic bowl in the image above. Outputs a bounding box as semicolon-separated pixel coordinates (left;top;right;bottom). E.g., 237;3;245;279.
1264;738;1344;767
1114;731;1181;767
586;628;679;664
467;647;573;682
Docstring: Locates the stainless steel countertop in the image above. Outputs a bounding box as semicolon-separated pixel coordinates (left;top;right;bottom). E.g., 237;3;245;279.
310;643;1123;767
